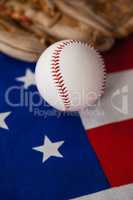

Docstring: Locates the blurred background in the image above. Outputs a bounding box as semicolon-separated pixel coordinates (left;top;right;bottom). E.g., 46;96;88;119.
0;0;133;62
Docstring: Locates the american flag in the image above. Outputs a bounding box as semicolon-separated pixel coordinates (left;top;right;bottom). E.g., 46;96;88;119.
0;36;133;200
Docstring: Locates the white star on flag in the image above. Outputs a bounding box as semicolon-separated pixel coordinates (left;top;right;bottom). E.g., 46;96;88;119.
33;136;64;163
16;69;35;89
0;112;11;130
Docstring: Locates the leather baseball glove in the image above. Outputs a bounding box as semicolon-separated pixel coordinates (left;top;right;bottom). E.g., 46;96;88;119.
0;0;133;62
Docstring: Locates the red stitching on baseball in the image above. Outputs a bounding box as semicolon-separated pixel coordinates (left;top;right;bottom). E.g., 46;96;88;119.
52;56;60;59
51;40;83;110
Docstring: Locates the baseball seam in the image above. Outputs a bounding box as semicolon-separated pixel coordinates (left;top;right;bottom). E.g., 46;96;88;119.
51;40;75;110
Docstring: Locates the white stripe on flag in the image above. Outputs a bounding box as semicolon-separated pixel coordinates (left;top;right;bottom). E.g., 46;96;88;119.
71;184;133;200
80;69;133;129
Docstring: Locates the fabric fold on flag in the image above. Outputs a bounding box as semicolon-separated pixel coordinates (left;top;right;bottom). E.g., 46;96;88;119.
71;184;133;200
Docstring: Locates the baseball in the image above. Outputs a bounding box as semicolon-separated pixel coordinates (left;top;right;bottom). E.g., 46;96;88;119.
35;40;106;111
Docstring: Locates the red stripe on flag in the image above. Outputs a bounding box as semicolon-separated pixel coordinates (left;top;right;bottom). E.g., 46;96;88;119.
103;35;133;73
87;119;133;187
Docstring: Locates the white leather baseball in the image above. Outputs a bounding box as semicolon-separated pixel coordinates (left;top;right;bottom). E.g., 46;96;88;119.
35;40;106;111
